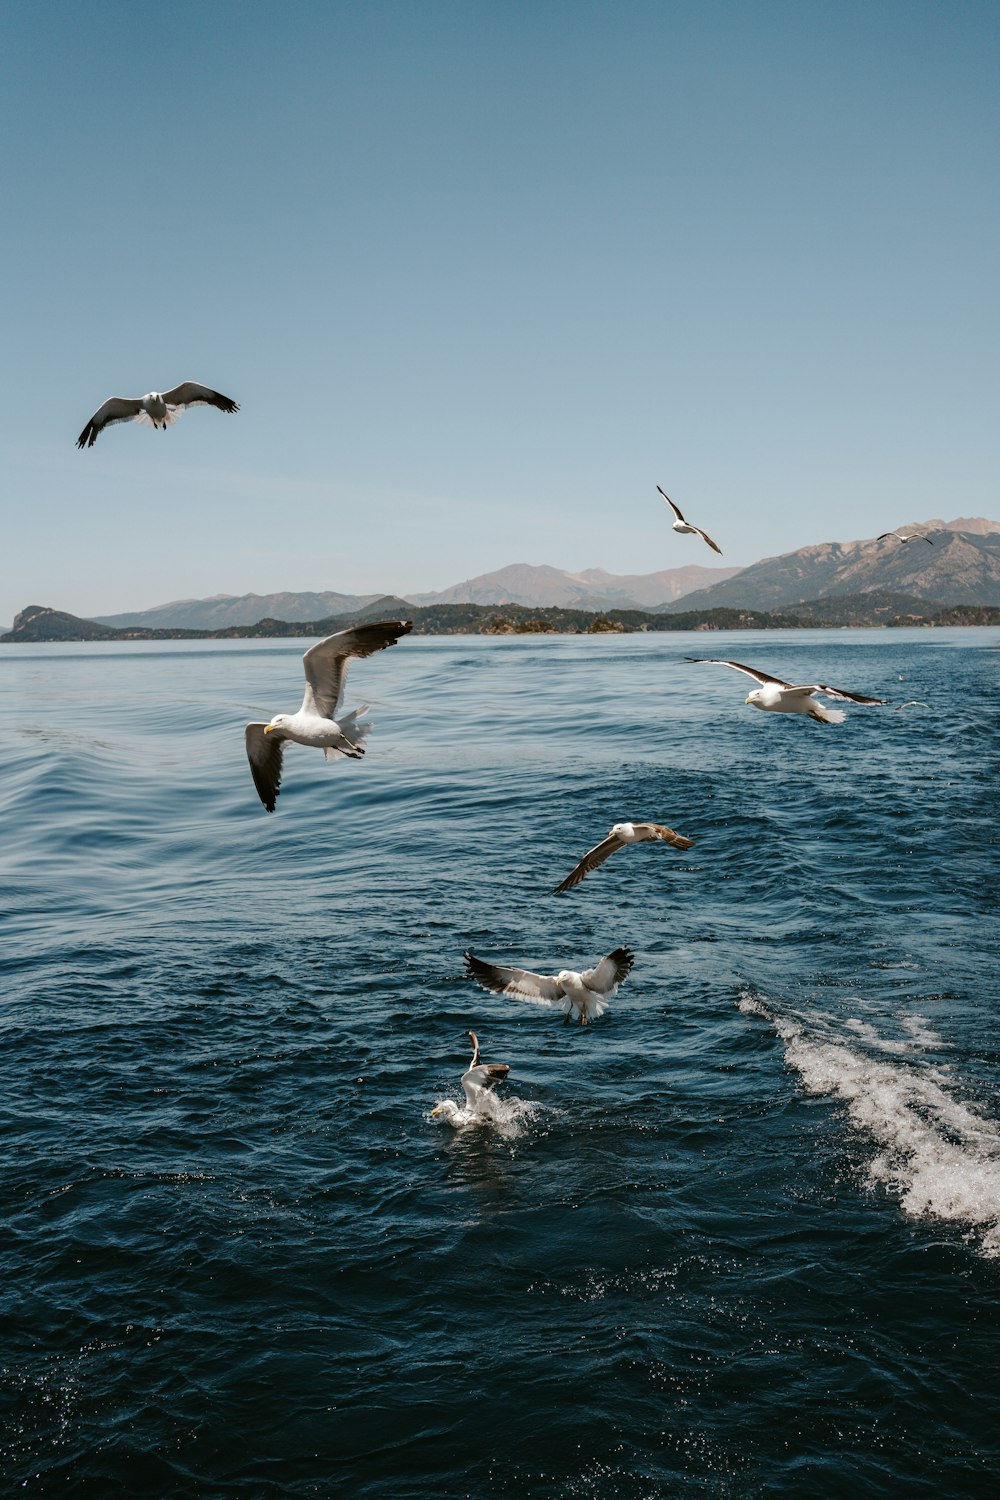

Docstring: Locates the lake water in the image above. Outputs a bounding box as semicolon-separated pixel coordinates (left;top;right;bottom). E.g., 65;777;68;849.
2;628;998;1497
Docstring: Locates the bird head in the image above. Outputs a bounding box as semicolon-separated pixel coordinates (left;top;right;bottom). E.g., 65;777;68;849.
264;714;289;735
609;821;632;838
745;690;762;707
555;970;574;987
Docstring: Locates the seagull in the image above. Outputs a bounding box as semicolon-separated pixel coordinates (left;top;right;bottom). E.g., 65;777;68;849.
686;658;888;724
244;619;412;811
430;1032;511;1125
877;530;934;545
465;947;634;1025
656;485;723;554
553;822;694;893
76;382;239;447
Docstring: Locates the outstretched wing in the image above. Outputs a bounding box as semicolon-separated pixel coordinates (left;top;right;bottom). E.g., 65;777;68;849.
300;619;413;719
641;822;695;850
76;395;144;448
685;658;792;689
656;484;685;523
692;525;723;555
811;683;889;705
160;381;240;413
552;832;625;893
245;723;285;811
581;946;635;995
464;952;564;1004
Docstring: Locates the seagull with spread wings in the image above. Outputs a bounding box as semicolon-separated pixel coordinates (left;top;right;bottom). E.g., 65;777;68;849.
76;382;239;447
876;530;934;545
553;822;694;893
686;657;888;724
465;946;634;1025
430;1032;512;1125
656;485;723;554
244;620;412;811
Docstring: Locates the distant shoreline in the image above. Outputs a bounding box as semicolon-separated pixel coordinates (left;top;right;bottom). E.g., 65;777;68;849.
4;597;1000;644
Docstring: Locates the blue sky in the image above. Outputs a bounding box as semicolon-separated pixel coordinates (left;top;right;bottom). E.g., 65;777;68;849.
2;0;997;623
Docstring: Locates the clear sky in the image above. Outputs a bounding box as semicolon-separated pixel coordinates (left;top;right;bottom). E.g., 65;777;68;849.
2;0;997;624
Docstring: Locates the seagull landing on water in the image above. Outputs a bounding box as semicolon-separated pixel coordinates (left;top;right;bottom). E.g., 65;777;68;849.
687;658;889;724
877;530;934;545
465;947;635;1025
656;485;723;554
430;1032;511;1125
553;822;694;893
76;382;239;447
244;620;412;812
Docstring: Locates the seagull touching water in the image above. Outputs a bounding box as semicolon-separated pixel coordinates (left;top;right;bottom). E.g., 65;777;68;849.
430;1032;511;1125
76;382;239;447
244;620;412;811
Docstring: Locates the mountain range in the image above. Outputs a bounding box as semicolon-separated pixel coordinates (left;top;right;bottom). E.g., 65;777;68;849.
17;516;1000;639
93;561;738;629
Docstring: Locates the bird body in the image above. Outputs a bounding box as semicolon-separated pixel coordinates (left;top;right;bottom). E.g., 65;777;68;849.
244;620;412;811
656;485;723;554
76;382;239;447
687;658;888;725
554;821;694;892
465;947;634;1025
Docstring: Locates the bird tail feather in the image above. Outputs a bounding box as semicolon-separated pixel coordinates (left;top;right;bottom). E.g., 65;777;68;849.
324;706;372;761
808;703;846;725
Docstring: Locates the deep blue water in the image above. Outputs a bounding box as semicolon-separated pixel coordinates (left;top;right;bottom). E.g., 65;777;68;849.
2;628;998;1498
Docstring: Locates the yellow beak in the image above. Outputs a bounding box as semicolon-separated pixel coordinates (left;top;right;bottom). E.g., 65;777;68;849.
263;724;275;735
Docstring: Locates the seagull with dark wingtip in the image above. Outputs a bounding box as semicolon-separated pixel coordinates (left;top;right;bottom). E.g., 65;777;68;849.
76;381;239;447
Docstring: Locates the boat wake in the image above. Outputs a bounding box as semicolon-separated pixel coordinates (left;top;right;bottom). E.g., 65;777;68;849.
740;988;1000;1257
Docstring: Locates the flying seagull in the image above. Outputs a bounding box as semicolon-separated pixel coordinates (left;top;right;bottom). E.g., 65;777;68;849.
430;1031;511;1125
465;946;635;1026
877;530;934;545
686;658;888;724
656;485;723;554
244;619;412;811
553;821;694;893
76;382;239;447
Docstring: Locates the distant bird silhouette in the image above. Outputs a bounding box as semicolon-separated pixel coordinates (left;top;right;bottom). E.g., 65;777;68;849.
877;530;934;545
657;485;723;554
77;382;239;448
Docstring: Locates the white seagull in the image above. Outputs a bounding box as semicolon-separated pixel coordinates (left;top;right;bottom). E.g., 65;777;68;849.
430;1032;511;1125
553;822;694;893
465;946;635;1025
244;620;412;811
687;657;888;724
656;485;723;554
877;530;934;545
77;382;239;447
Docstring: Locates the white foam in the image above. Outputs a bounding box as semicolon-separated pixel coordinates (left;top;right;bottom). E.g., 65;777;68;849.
428;1093;547;1138
740;991;1000;1256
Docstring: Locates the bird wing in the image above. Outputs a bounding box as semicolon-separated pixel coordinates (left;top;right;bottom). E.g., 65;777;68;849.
656;485;685;522
692;526;723;555
552;832;625;893
811;683;889;705
245;723;286;811
638;822;695;850
464;952;564;1003
685;658;792;688
300;619;413;719
159;382;240;413
76;396;144;448
876;533;901;541
581;946;635;995
461;1063;511;1106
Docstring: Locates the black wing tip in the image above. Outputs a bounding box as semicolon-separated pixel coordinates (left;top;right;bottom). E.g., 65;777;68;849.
76;425;95;448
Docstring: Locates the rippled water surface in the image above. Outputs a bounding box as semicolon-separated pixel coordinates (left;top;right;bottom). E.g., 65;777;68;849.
2;629;998;1497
